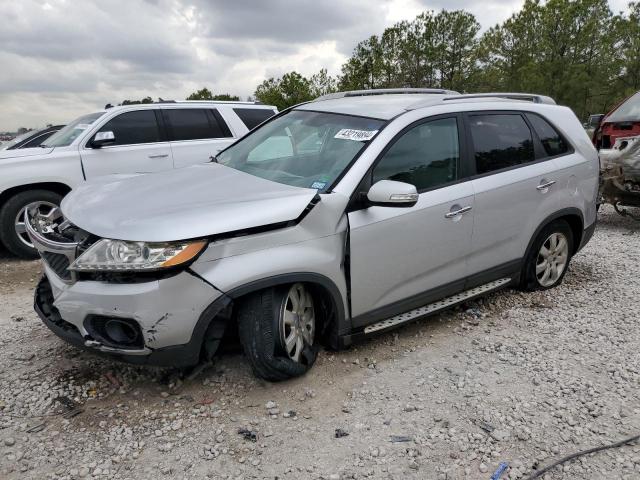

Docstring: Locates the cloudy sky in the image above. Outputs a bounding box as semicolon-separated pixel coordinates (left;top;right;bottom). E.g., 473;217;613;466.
0;0;631;131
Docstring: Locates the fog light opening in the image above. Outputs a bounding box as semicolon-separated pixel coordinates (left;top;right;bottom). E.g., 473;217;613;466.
104;319;140;345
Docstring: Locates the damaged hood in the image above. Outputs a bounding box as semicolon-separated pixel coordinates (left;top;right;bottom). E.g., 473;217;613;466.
61;163;318;242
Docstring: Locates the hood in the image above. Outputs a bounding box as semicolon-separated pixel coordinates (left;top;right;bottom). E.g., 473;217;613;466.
0;146;54;159
61;163;318;242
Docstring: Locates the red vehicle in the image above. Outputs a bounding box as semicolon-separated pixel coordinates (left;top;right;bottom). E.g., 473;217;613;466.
594;91;640;149
595;91;640;219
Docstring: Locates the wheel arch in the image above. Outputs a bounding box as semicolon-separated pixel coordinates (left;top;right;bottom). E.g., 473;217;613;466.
226;272;347;350
523;208;584;265
0;182;72;210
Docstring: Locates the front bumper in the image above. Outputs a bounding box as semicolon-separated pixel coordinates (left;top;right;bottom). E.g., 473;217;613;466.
35;273;230;367
27;213;227;367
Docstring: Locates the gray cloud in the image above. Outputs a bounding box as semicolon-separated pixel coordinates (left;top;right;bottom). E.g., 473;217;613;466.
0;0;630;131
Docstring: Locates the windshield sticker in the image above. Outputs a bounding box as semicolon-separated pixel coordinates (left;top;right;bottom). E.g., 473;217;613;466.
334;129;378;142
75;124;91;130
311;181;327;189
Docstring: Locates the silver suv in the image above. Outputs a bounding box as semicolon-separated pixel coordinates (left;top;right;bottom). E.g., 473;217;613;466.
28;89;598;381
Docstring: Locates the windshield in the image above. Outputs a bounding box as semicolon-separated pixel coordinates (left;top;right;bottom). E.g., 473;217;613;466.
217;110;384;191
42;112;105;147
0;128;44;150
607;92;640;123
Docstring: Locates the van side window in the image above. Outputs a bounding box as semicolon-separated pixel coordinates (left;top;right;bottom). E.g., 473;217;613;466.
163;109;230;141
372;117;459;191
96;110;161;146
526;113;569;157
469;114;534;174
234;108;276;130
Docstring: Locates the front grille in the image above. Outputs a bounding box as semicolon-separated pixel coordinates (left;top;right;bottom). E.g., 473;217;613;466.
42;251;72;280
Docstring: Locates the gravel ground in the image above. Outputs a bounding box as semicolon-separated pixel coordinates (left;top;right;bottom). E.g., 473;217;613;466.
0;206;639;480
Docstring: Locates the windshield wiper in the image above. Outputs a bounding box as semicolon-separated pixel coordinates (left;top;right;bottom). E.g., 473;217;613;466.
209;155;218;163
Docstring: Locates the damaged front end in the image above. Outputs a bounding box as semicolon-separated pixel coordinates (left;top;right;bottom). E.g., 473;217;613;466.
25;208;227;367
599;135;640;220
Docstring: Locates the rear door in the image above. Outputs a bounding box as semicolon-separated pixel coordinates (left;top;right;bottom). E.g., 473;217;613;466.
163;108;234;168
348;115;475;322
465;111;561;278
80;109;173;178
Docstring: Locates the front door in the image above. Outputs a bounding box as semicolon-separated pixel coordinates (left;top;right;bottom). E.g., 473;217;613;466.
348;116;475;322
80;109;173;178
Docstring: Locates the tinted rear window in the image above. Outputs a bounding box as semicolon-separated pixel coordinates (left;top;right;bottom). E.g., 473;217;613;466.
526;113;569;157
163;109;229;141
233;108;276;130
469;114;535;174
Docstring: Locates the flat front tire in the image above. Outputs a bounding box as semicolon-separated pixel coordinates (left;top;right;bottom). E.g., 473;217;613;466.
0;190;63;259
521;220;574;291
237;283;319;381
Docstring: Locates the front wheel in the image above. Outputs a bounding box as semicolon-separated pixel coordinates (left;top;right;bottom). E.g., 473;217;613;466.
237;283;319;381
521;220;574;291
0;190;63;259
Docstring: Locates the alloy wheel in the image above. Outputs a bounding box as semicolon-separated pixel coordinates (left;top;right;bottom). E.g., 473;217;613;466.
536;232;569;287
280;283;315;362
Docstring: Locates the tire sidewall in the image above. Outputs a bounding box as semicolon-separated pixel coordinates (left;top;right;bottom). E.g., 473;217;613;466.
523;220;574;291
0;190;63;259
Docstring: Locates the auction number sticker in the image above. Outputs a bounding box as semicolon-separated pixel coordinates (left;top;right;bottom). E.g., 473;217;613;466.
334;129;378;142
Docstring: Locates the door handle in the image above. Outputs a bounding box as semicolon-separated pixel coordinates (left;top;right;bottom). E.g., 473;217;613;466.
536;180;556;191
148;154;169;159
445;206;472;218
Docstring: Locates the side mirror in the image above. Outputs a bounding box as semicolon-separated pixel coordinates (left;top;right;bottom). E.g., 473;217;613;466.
366;180;418;207
91;131;115;148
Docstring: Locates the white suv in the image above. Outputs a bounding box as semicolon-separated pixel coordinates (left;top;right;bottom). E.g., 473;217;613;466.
0;101;277;258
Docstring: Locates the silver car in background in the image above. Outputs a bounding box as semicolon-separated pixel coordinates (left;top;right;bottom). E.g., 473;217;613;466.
28;89;599;381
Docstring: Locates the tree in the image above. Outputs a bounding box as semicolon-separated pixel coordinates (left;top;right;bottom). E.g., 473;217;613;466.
120;96;153;105
254;71;314;110
186;88;240;101
309;69;338;98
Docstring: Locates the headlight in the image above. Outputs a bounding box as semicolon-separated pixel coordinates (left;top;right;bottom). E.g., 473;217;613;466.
69;239;207;272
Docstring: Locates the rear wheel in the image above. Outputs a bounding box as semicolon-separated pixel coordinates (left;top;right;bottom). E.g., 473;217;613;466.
521;220;573;291
237;283;319;381
0;190;63;259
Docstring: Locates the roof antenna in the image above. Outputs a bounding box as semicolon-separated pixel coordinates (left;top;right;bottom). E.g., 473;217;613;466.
104;103;113;109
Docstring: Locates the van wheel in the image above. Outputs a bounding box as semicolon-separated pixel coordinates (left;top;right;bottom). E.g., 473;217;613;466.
237;283;319;381
0;190;63;259
521;220;574;291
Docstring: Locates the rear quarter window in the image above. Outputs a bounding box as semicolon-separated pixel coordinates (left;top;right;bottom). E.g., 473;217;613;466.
526;113;570;157
233;108;277;130
164;109;231;141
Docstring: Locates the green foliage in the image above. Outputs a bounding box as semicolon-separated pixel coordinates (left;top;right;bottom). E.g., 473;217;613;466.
186;88;240;101
255;71;319;110
120;96;153;105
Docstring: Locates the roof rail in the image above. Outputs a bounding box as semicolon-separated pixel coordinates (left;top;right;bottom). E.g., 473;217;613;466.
443;93;556;105
316;88;460;101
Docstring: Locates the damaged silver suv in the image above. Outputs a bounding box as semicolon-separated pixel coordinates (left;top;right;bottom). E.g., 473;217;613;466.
28;89;599;381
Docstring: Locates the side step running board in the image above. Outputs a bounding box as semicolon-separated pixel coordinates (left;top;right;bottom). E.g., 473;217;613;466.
363;278;512;334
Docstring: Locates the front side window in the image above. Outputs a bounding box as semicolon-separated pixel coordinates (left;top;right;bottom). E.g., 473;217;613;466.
217;110;384;191
526;113;569;157
234;108;276;130
43;112;104;147
469;114;534;174
164;109;229;141
94;110;161;146
373;117;459;191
